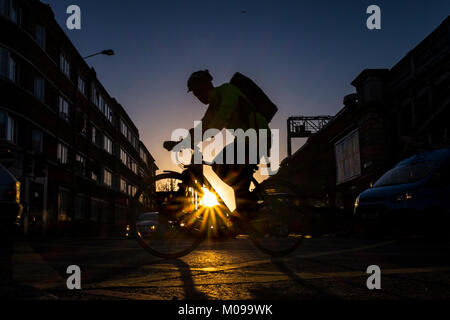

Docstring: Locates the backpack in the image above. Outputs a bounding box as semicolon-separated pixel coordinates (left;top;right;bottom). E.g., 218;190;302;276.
230;72;278;123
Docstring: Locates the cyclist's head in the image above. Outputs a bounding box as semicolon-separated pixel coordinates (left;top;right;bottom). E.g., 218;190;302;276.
187;70;214;104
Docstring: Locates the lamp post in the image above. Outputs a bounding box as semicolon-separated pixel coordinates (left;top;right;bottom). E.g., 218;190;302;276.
83;49;115;60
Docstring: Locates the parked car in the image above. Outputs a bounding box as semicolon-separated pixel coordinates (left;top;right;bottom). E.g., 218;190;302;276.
0;163;23;228
129;212;159;237
354;148;450;236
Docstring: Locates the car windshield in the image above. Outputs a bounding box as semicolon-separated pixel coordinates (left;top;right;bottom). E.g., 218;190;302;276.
373;161;438;187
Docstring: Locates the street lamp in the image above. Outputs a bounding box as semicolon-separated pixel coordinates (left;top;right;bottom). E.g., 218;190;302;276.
83;49;115;59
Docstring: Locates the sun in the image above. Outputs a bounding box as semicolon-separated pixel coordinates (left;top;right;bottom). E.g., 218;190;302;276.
201;187;219;207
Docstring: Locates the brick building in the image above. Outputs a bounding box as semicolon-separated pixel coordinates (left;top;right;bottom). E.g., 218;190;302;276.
0;0;157;235
278;16;450;213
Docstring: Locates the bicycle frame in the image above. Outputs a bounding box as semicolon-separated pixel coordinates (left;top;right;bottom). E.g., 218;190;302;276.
144;145;259;205
130;146;304;258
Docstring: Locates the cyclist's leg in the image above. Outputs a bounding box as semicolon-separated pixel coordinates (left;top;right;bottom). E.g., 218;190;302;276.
233;166;258;213
212;139;258;214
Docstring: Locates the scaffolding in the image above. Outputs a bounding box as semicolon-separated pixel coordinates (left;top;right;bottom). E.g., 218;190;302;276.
287;115;333;157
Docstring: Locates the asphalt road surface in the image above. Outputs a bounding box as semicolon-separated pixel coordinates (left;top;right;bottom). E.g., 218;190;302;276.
2;232;450;300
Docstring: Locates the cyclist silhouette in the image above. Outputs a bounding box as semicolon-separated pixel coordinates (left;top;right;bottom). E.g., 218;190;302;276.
164;70;271;215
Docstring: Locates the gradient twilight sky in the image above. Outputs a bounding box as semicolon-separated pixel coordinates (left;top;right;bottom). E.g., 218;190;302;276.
44;0;450;173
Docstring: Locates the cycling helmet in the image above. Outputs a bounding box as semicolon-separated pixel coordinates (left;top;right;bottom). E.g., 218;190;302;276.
187;70;213;92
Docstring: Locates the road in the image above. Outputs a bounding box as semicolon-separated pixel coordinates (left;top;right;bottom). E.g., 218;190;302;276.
2;233;450;300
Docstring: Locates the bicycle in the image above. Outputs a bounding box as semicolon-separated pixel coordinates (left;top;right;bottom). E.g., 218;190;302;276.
129;144;306;259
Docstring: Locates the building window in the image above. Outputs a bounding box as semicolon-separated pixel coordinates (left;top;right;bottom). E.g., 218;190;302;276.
91;85;99;106
120;177;127;193
335;130;361;185
120;119;128;136
98;95;104;113
127;156;132;170
104;135;113;154
58;189;70;222
74;194;85;220
31;129;43;153
138;166;145;177
57;143;68;164
58;96;70;121
34;75;45;101
75;154;86;175
120;148;127;165
120;118;138;148
90;198;99;221
0;111;16;143
103;168;112;187
91;125;97;144
127;184;136;197
79;112;87;136
8;55;16;82
35;24;45;49
91;171;98;182
130;158;137;174
60;53;70;78
0;47;6;77
103;102;113;122
140;147;148;164
0;0;19;24
10;0;17;24
0;48;17;82
0;0;6;15
91;126;103;147
95;129;103;147
77;76;85;95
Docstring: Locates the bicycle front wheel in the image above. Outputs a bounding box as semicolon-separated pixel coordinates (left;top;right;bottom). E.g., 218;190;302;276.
132;172;202;259
249;178;306;257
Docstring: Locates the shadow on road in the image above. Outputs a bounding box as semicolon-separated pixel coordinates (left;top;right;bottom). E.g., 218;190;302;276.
76;256;208;300
269;257;341;299
159;259;208;300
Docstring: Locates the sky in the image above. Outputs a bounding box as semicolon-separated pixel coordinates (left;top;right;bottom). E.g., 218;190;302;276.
44;0;450;175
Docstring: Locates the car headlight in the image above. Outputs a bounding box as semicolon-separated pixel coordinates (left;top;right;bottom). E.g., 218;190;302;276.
354;195;360;208
393;191;414;202
353;195;360;215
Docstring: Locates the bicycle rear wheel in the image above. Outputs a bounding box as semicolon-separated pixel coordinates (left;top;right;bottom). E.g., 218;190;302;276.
132;172;202;259
249;179;305;257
